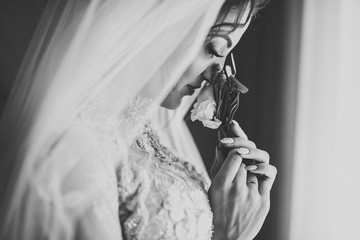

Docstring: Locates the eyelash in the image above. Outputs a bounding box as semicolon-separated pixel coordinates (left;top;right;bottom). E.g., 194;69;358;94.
204;43;224;58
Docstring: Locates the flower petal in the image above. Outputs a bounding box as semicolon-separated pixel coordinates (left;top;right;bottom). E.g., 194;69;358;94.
202;119;222;129
197;85;214;102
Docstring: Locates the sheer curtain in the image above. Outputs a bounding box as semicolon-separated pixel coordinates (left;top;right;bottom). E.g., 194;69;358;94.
289;0;360;239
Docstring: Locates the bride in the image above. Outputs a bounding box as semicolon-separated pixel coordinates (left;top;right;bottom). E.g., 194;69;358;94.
0;0;276;240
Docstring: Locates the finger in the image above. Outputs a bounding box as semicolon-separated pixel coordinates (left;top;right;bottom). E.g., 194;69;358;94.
218;126;228;140
211;146;225;179
218;121;248;144
246;163;277;195
246;163;277;179
220;137;256;149
238;147;270;164
245;173;258;192
229;120;248;139
216;148;243;185
234;162;247;190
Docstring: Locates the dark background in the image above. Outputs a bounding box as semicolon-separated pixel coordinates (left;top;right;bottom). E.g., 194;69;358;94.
0;1;303;239
187;1;303;239
0;0;48;111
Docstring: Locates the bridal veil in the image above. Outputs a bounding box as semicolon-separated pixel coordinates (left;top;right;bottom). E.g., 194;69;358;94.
0;0;224;239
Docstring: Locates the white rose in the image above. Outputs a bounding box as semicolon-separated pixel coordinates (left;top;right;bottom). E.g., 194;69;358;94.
190;85;222;129
201;118;222;129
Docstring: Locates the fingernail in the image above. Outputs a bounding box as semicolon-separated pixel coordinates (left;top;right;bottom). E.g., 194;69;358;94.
237;147;250;155
220;138;234;144
245;165;257;171
230;120;239;126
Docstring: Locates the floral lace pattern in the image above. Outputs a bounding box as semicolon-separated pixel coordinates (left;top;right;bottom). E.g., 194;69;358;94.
80;95;213;240
117;122;213;240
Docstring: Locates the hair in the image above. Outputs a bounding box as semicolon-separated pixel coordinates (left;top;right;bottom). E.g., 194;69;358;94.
215;0;269;30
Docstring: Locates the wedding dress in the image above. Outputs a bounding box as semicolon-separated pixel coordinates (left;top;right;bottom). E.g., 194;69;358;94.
38;92;214;240
0;0;225;239
80;95;213;240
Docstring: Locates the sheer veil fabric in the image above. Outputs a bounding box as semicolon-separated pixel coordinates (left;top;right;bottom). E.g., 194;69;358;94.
152;88;208;174
0;0;224;239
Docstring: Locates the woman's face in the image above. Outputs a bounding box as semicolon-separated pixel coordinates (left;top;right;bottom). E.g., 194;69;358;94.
161;8;251;109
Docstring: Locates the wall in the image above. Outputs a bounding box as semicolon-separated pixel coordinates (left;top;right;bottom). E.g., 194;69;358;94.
0;0;48;113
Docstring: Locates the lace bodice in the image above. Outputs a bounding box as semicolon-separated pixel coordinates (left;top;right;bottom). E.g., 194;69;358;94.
77;96;213;240
117;122;213;240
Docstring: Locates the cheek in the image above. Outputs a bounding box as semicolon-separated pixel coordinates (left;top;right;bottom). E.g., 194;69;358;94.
177;56;210;88
162;57;210;109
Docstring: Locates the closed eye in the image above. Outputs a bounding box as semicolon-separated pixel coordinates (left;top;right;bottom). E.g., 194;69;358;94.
204;43;225;58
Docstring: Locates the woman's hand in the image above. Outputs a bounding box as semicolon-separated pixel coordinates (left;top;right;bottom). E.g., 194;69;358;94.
209;121;277;240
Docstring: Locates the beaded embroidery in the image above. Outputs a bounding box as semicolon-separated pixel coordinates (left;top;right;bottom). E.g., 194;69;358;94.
117;121;213;240
134;121;206;186
80;91;213;240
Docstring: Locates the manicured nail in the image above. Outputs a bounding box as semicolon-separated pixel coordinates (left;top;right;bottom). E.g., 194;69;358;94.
221;138;234;144
237;147;250;155
230;120;239;126
245;165;257;171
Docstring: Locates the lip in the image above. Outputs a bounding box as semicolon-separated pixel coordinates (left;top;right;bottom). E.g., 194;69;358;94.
186;85;201;95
